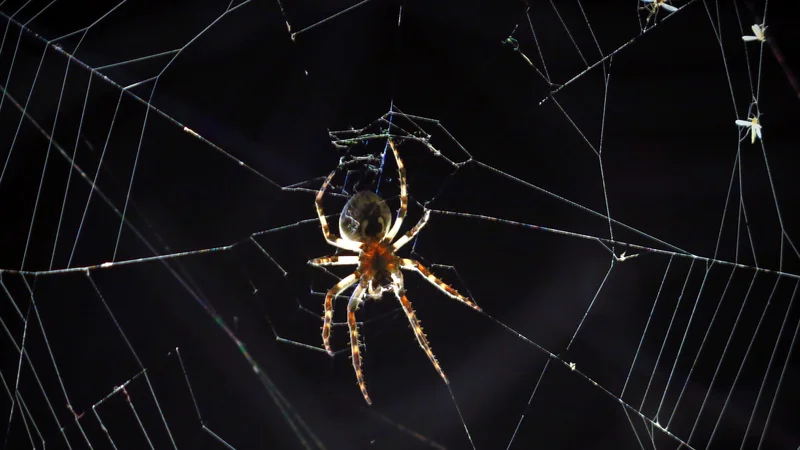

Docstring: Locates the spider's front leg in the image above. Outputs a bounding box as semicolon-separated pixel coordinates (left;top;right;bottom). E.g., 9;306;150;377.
384;139;408;241
308;255;359;267
391;209;431;250
346;283;371;404
315;170;361;252
321;273;358;355
400;258;481;312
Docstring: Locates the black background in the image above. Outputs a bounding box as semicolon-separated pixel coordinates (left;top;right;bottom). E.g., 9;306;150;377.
1;0;799;449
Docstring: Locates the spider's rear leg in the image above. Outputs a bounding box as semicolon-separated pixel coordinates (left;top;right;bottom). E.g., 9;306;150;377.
346;284;371;404
399;258;481;312
391;274;448;385
321;273;358;355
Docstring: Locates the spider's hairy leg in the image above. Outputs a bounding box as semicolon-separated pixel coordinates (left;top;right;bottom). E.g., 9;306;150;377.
308;255;359;266
346;284;371;404
384;139;408;241
392;274;448;384
316;170;361;252
392;209;431;250
322;273;358;355
400;258;481;312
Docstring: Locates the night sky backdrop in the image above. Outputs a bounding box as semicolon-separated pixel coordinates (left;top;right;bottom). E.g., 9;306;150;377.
1;0;799;449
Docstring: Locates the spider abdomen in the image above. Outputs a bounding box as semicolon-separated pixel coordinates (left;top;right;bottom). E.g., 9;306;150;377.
340;191;392;242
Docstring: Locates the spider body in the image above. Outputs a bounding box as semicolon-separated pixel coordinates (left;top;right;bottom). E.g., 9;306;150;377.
339;191;397;297
309;139;481;404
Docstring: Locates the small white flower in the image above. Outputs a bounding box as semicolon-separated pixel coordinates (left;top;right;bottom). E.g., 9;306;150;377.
735;116;762;144
742;24;766;42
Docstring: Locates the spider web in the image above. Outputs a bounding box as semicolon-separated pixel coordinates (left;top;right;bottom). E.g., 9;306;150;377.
1;0;799;449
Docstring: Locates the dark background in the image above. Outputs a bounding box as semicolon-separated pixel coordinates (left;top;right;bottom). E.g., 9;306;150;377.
1;0;799;449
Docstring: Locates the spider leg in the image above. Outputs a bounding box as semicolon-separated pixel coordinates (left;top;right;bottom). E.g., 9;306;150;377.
399;258;481;312
322;273;358;355
308;255;359;267
316;170;362;252
384;139;408;241
346;283;371;404
391;209;431;250
391;273;448;384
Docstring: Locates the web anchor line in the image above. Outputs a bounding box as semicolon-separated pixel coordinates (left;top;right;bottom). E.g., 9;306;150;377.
3;216;796;282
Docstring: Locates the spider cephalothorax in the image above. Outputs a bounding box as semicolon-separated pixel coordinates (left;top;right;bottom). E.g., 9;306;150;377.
308;139;481;404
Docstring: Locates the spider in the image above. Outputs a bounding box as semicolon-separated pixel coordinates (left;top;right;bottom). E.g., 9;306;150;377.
308;139;481;405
